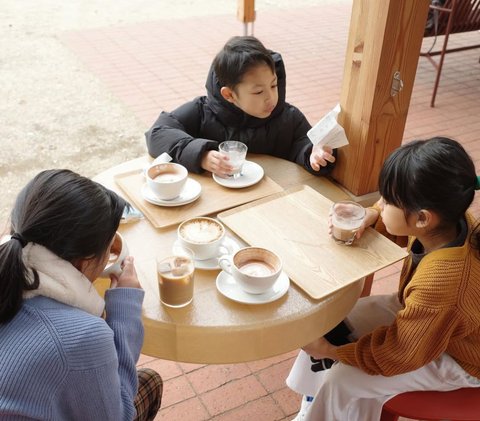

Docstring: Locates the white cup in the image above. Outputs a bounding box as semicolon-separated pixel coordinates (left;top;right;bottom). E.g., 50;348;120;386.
146;162;188;200
218;141;248;178
177;217;226;261
218;247;282;294
101;232;129;277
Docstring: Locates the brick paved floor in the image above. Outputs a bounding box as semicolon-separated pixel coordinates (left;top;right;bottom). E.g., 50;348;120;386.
62;3;480;420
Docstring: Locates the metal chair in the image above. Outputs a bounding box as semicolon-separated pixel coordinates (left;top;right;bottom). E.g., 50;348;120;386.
422;0;480;107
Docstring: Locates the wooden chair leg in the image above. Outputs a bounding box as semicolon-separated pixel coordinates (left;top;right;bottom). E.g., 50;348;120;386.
360;273;374;297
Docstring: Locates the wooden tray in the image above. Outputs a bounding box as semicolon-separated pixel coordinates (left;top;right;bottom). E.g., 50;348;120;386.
114;169;283;229
218;185;408;299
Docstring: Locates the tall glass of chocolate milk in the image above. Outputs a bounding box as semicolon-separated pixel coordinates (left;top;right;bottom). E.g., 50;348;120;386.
331;201;366;245
157;249;195;308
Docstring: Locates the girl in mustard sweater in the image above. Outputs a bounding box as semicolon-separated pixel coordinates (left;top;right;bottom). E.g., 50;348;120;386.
287;137;480;421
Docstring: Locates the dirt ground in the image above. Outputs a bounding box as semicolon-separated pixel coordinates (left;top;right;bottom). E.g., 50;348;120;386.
0;0;348;226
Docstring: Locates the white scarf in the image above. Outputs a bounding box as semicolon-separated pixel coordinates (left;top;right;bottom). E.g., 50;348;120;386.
22;243;105;317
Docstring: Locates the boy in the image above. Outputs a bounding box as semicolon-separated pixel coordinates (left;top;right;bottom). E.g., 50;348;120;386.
145;36;336;177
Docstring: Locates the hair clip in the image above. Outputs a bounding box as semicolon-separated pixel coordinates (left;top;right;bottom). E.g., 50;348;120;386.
476;176;480;191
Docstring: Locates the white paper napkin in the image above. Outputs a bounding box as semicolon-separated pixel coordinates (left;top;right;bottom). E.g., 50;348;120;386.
307;104;349;149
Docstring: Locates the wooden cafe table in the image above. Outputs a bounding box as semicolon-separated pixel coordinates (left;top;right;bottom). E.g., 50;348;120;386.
94;154;406;364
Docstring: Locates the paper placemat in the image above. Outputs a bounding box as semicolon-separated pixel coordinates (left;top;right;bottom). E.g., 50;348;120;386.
114;169;283;229
218;185;408;299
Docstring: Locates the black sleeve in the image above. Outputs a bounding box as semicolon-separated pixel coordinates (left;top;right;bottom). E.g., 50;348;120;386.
289;107;337;176
145;99;218;173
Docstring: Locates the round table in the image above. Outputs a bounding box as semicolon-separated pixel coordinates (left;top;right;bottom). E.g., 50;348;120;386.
95;154;363;364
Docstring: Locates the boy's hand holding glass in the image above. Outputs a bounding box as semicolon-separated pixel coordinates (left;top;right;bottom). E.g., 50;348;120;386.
310;145;336;171
201;150;235;177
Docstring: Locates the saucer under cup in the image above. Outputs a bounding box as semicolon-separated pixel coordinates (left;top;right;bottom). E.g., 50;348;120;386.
212;161;264;189
216;270;290;305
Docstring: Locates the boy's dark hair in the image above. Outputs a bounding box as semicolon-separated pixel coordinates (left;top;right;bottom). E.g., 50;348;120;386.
379;137;476;228
213;36;275;89
0;169;127;322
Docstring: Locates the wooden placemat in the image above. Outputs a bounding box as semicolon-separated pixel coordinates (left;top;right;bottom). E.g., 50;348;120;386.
218;185;408;299
114;169;283;229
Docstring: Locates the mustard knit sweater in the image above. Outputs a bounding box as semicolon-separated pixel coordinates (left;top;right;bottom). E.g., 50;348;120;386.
336;213;480;379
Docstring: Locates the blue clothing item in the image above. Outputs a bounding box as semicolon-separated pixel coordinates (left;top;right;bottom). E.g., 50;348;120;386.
0;288;145;421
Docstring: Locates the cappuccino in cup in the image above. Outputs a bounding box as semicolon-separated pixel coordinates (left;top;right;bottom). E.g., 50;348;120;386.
331;201;365;246
219;247;282;294
157;254;195;308
177;217;225;260
146;162;188;200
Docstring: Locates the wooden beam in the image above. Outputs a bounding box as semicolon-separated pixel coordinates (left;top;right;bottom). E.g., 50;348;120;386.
332;0;431;196
237;0;255;23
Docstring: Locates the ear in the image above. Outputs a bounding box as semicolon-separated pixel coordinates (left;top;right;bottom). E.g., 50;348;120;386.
415;209;435;229
220;86;236;104
72;258;89;274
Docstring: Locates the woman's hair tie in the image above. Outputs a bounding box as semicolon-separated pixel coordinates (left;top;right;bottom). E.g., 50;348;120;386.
11;233;27;248
475;176;480;191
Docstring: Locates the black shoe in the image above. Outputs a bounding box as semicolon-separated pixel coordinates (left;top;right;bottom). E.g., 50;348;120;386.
310;356;335;372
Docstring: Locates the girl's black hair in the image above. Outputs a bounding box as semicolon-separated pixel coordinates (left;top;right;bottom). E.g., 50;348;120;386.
379;137;477;228
213;35;275;89
0;169;128;322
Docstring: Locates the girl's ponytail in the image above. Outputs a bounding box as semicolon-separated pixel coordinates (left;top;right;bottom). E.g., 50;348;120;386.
0;239;38;322
0;169;127;323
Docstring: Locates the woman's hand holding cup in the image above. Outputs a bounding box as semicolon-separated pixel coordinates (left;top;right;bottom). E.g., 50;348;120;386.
109;256;141;289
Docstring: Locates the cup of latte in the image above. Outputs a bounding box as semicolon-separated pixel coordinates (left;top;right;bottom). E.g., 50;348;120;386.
177;217;226;261
218;247;282;294
146;162;188;200
331;201;366;246
157;249;195;308
101;232;129;277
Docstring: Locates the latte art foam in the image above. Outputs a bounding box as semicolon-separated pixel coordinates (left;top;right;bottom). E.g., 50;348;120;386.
239;260;276;277
180;219;223;244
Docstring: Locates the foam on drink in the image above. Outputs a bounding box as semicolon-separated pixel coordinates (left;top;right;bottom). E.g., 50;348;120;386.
179;219;223;244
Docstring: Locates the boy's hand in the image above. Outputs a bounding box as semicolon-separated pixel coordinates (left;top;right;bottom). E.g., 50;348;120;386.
310;145;336;171
201;150;234;177
109;256;142;289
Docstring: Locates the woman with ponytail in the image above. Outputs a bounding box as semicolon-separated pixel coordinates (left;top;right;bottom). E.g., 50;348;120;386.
0;169;162;420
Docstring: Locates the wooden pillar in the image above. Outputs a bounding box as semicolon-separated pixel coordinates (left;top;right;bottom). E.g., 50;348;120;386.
332;0;431;196
238;0;255;36
237;0;255;23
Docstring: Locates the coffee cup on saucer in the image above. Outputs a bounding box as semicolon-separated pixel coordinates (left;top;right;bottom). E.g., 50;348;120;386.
146;162;188;200
177;217;226;261
218;247;282;294
101;232;129;277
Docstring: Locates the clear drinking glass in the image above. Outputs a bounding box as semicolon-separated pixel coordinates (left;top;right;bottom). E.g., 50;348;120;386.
331;201;366;245
218;141;248;178
156;248;195;308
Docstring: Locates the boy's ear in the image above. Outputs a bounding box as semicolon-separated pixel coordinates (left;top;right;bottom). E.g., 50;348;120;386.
220;86;236;104
415;209;434;229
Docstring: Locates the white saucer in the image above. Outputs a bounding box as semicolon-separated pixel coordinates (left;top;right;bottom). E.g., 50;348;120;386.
216;270;290;304
172;236;241;270
141;178;201;207
212;161;264;189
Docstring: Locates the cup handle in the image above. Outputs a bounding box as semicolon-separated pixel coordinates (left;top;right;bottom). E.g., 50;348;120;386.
218;255;233;274
143;152;174;177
